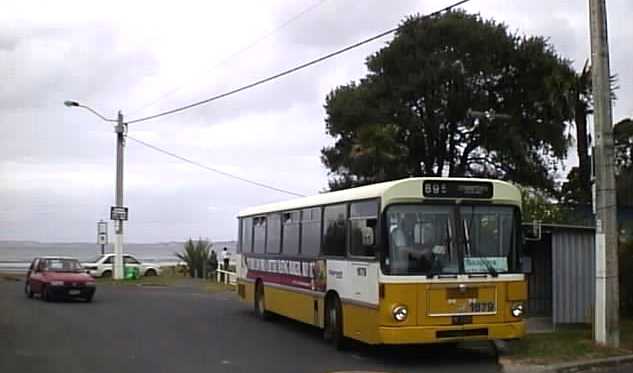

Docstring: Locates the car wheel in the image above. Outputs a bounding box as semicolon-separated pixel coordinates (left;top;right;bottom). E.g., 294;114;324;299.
254;281;271;320
144;269;157;277
324;294;346;350
85;295;94;303
24;282;34;298
102;270;112;278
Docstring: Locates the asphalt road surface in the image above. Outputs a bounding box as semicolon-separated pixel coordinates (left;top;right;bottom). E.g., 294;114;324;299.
0;278;502;373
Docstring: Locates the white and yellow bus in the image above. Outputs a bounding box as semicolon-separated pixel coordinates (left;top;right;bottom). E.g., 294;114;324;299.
235;177;527;348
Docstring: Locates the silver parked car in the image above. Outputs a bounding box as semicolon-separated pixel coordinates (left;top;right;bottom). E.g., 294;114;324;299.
82;254;161;278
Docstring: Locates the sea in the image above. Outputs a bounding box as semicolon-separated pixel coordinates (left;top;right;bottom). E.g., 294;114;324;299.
0;240;237;273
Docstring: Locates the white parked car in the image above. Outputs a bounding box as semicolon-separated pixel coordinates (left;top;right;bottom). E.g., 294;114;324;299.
82;254;161;278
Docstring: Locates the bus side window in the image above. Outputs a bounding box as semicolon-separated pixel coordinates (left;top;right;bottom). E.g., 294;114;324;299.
253;216;267;254
241;217;253;253
322;204;347;257
237;219;242;253
266;214;281;254
282;211;300;256
300;208;321;257
349;200;379;257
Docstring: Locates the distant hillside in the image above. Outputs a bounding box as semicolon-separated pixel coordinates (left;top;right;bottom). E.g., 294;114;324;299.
0;240;237;262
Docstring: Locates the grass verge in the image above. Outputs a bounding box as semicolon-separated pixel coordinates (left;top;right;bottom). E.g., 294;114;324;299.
97;270;233;293
505;319;633;365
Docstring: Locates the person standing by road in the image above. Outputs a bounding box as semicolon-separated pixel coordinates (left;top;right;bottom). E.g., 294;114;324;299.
221;247;230;282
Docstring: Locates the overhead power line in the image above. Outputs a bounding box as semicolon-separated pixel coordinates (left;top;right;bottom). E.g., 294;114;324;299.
126;135;306;197
127;0;471;125
128;0;330;117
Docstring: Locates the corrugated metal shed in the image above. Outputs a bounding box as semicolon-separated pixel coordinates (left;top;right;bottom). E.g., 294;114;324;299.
526;234;552;316
551;228;595;325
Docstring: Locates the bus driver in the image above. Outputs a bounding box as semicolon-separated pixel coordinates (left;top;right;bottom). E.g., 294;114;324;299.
389;214;434;274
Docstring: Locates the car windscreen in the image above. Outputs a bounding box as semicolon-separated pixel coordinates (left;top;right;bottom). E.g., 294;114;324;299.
42;259;84;273
88;255;105;263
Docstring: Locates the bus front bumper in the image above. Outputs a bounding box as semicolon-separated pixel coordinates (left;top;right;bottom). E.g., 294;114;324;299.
378;320;525;345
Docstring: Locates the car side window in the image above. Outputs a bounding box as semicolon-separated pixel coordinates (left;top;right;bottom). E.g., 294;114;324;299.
124;256;140;264
103;256;113;264
29;259;36;270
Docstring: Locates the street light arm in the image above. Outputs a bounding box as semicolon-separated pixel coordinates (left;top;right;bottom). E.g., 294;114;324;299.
64;100;117;123
78;105;118;123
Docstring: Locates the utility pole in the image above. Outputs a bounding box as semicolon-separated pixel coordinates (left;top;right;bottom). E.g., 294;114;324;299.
113;111;126;280
64;100;128;280
589;0;619;348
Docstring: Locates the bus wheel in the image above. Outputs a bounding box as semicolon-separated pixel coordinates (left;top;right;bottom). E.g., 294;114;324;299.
324;295;345;350
254;281;270;320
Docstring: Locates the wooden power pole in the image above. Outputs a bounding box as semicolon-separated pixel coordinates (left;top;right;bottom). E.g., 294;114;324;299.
589;0;619;348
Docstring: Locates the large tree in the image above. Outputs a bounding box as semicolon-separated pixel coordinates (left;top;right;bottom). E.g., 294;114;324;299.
322;11;574;190
560;61;593;204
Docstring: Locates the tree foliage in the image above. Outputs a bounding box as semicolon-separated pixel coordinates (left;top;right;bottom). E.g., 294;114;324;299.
560;64;620;205
176;238;212;279
615;118;633;171
322;11;574;190
562;118;633;206
563;61;593;204
521;187;570;224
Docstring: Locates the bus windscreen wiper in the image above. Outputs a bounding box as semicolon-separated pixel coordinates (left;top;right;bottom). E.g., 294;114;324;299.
463;219;498;277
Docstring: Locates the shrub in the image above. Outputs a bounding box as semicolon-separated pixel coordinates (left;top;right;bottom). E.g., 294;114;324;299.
175;239;213;279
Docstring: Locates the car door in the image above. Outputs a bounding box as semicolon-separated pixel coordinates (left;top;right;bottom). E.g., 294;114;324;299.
123;255;141;273
101;255;113;274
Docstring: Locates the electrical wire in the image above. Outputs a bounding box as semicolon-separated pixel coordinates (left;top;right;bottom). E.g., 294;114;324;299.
126;134;307;197
127;0;330;117
126;0;472;125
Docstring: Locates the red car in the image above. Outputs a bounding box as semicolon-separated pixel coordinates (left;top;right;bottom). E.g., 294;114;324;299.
25;256;96;302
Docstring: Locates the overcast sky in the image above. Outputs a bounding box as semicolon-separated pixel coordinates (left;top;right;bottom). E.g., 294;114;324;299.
1;0;632;243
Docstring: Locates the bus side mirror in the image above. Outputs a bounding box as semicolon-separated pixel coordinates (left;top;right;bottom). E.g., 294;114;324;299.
361;227;375;246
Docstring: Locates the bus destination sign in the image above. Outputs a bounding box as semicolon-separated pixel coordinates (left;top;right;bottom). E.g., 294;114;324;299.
423;180;493;199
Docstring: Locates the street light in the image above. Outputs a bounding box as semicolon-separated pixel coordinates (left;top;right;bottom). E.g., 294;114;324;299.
65;100;126;280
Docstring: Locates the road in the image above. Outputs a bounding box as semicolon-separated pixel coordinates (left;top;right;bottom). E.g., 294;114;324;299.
0;278;502;373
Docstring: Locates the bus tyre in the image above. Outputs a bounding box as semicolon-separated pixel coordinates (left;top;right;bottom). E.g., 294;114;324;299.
325;295;346;350
254;282;271;320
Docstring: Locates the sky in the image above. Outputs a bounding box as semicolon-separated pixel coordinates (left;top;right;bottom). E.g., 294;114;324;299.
1;0;632;243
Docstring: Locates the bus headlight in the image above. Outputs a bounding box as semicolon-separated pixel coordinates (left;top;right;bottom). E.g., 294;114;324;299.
392;305;408;322
512;304;524;318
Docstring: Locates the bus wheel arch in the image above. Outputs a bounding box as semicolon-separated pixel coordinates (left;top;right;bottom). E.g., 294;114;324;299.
324;291;345;349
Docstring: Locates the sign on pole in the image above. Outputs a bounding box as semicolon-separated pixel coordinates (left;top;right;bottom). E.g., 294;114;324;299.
110;206;129;221
97;220;108;245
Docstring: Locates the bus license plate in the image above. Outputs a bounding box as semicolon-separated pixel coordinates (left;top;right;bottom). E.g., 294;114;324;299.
452;315;472;325
69;289;80;295
470;302;495;313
